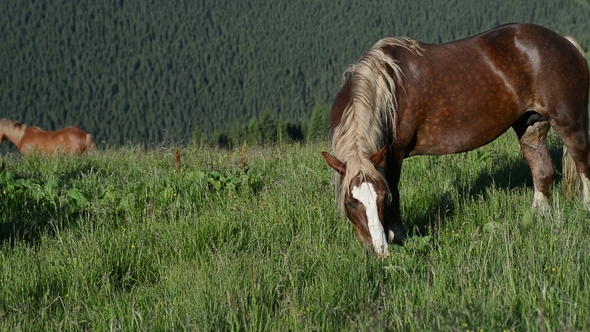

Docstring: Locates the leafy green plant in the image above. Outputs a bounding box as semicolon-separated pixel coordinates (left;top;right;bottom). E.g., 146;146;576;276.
200;169;264;193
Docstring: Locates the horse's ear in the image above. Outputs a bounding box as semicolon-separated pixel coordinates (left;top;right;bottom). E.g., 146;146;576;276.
321;151;346;175
369;146;388;168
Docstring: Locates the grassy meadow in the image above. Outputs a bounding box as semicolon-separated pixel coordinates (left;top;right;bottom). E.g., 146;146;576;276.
1;132;590;331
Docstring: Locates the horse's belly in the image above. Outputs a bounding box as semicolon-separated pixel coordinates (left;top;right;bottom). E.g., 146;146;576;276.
409;121;514;156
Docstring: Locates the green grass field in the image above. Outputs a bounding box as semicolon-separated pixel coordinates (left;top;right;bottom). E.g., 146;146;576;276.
1;132;589;331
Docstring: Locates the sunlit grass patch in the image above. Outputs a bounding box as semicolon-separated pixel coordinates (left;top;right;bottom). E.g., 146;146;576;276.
1;134;590;330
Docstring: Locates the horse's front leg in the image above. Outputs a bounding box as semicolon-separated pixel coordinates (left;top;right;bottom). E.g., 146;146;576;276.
384;160;406;245
386;187;406;245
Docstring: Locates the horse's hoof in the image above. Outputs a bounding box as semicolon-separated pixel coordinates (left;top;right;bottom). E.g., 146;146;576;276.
378;250;391;260
388;226;406;246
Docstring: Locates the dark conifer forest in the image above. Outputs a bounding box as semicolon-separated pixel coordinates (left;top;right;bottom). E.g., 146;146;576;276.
1;0;590;149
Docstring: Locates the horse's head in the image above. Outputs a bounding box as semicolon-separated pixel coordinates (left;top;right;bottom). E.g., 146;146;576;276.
322;147;392;258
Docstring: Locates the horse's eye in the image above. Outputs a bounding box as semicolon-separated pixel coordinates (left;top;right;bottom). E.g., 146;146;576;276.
346;200;357;210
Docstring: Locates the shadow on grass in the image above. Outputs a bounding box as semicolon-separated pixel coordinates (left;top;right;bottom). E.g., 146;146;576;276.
0;159;96;248
405;143;564;238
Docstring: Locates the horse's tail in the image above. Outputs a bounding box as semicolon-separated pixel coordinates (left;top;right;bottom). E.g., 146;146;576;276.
86;133;96;151
562;35;588;194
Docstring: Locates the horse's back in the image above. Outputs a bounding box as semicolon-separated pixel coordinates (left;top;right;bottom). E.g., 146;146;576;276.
411;24;586;83
423;23;587;89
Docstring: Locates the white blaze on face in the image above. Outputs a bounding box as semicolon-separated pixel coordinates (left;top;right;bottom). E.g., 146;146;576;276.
351;182;389;255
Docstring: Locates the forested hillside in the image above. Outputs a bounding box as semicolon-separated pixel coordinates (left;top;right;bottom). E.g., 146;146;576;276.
1;0;590;148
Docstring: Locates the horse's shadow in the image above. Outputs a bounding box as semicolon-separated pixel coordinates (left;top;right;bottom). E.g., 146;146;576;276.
0;158;96;247
405;144;563;238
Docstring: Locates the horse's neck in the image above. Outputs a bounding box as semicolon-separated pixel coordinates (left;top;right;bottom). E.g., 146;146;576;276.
0;121;26;145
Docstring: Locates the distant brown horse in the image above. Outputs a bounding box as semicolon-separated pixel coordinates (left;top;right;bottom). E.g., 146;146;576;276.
322;23;590;258
0;118;96;155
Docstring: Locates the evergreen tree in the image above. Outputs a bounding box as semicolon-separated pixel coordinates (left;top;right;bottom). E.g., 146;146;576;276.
277;117;286;145
307;102;330;141
259;109;277;146
193;125;204;147
247;117;261;146
230;122;245;147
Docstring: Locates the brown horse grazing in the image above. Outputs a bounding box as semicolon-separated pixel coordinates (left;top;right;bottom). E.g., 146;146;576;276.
0;118;96;155
322;23;590;258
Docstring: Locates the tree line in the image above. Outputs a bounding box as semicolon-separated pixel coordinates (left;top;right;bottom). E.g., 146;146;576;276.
1;0;590;150
199;102;331;149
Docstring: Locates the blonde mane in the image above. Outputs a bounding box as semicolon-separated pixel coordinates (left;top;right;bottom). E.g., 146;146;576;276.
564;35;585;55
0;118;26;145
332;36;423;212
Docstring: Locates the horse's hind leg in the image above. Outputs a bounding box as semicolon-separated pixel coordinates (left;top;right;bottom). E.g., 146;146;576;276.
512;118;555;213
553;122;590;209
